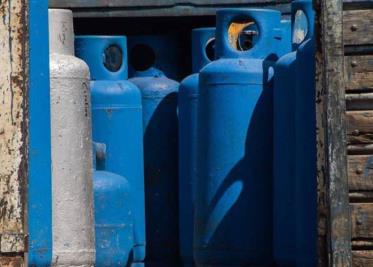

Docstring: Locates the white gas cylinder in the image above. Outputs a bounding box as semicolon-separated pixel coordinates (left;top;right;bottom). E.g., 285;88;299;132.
49;9;95;267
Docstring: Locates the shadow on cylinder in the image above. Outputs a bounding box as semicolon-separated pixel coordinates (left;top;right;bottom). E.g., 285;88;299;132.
194;8;290;267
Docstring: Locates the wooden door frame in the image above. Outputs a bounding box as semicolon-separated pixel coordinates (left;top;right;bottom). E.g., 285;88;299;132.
316;0;353;266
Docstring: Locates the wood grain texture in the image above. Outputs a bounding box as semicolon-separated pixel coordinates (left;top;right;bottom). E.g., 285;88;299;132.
347;111;373;144
343;9;373;45
349;144;373;155
346;93;373;110
351;203;373;239
348;155;373;190
0;0;28;262
350;191;373;201
345;55;373;91
0;257;24;267
353;250;373;267
316;0;352;265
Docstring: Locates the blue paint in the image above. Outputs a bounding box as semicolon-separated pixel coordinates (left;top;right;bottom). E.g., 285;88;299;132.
280;19;292;56
195;9;286;266
75;36;129;80
28;0;52;265
129;64;179;266
93;170;134;267
191;28;216;73
128;35;181;80
273;0;317;266
179;27;215;267
292;0;314;50
75;36;146;266
273;50;298;266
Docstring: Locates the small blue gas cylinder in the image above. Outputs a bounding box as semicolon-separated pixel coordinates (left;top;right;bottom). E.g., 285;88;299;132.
75;36;146;266
179;27;215;267
128;35;181;80
94;170;134;267
128;43;180;266
273;0;316;266
92;143;135;267
194;9;286;267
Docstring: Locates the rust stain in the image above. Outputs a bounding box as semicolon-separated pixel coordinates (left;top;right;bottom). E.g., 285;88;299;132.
227;20;253;50
0;0;28;261
0;256;24;267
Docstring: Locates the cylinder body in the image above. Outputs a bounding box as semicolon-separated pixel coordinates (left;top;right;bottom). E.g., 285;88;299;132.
196;60;273;266
49;9;95;266
273;51;297;266
194;9;284;266
75;36;146;266
294;39;317;267
273;1;317;266
93;170;134;267
179;27;215;267
129;73;179;266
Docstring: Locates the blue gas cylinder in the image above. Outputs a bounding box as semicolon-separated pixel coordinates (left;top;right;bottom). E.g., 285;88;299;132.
194;9;285;267
273;1;316;266
94;170;134;266
294;2;316;266
128;47;180;265
128;35;181;80
91;143;135;267
179;27;215;267
75;36;146;266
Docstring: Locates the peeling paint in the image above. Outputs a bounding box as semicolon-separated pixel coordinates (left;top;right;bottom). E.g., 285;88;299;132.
0;0;28;261
315;0;352;265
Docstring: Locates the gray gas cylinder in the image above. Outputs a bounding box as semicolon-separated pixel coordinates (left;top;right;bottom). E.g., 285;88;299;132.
49;9;95;267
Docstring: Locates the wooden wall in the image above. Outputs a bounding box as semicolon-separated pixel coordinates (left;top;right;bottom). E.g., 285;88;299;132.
0;0;28;265
344;1;373;265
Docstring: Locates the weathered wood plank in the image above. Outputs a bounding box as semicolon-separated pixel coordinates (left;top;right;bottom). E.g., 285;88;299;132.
345;55;373;91
345;45;373;55
350;191;373;201
353;250;373;267
352;239;373;248
316;0;352;265
351;203;373;239
343;9;373;46
346;93;373;110
344;0;373;11
0;0;28;262
347;111;373;144
348;155;373;190
349;144;373;154
0;256;24;267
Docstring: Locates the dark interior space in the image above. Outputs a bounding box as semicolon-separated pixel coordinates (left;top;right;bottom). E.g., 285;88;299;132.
74;16;216;78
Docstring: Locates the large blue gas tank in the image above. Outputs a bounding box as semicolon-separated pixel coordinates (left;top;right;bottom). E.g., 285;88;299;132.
273;1;316;266
128;51;180;265
128;35;181;80
179;27;215;267
194;9;286;267
75;36;146;266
